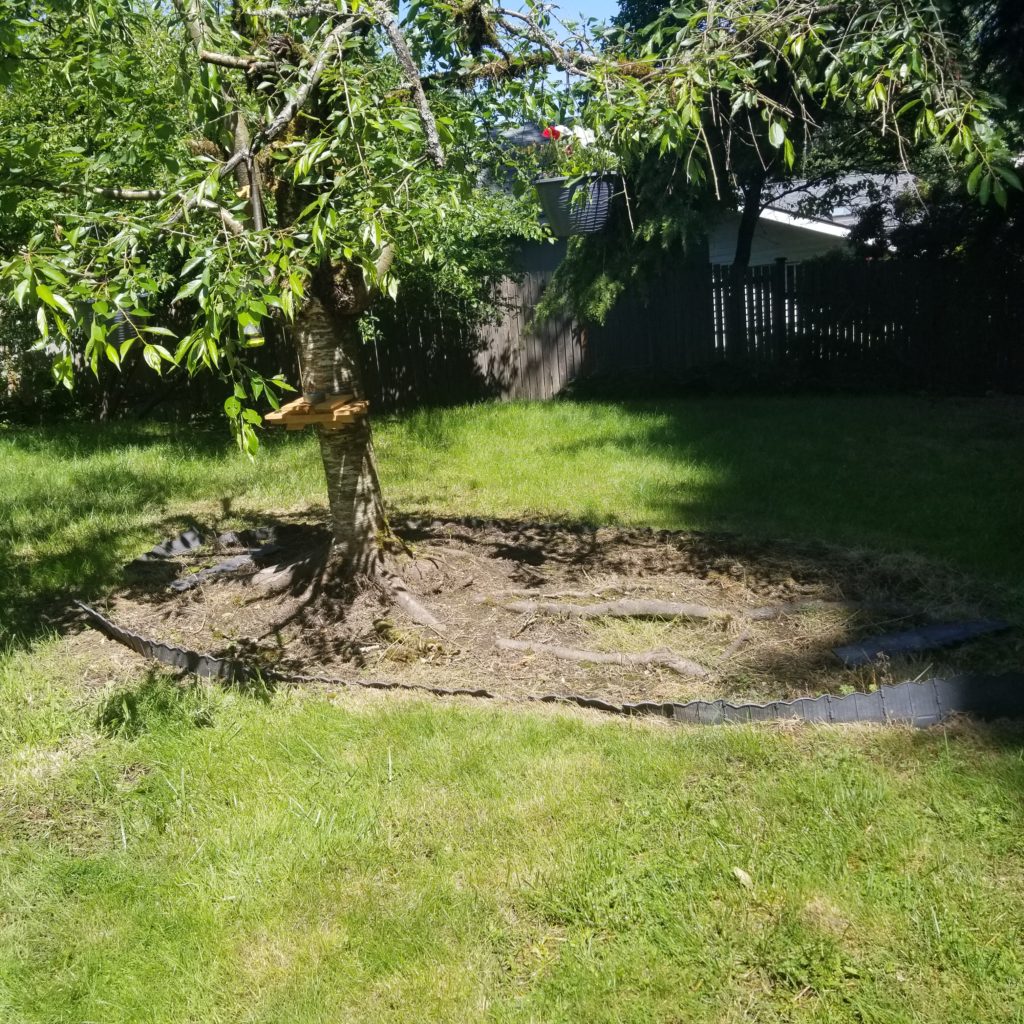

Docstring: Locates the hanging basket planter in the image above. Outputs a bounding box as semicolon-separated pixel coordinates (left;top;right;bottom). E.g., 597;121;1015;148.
534;173;619;237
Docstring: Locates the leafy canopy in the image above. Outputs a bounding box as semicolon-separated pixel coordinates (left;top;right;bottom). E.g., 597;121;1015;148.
0;0;1016;443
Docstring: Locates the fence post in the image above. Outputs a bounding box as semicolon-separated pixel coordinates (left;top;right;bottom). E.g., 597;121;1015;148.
771;257;787;361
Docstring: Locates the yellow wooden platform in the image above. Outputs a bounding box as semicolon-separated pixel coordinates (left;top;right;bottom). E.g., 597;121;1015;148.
265;395;369;431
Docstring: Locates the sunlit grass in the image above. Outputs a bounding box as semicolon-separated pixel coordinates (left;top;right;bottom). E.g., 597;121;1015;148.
1;653;1023;1023
2;398;1024;1021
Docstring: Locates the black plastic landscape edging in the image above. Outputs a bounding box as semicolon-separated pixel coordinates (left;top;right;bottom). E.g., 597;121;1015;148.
75;602;1024;728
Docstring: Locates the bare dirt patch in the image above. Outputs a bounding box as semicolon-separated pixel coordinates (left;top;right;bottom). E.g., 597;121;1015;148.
69;514;1020;705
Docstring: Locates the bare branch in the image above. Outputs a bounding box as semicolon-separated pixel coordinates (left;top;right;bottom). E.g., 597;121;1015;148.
369;1;445;168
219;21;352;182
0;178;167;200
191;198;246;237
248;4;342;17
199;49;262;70
422;51;555;89
91;186;166;201
496;7;601;80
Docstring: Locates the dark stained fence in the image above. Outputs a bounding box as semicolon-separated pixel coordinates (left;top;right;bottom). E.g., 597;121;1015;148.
363;272;581;408
365;258;1024;407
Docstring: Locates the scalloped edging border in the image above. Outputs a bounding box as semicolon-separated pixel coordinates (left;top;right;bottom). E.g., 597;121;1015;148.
74;601;1024;728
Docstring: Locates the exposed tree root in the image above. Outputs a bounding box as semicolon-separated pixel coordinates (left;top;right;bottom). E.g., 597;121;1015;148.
717;628;752;665
482;586;624;602
496;637;711;679
499;598;722;620
378;568;448;637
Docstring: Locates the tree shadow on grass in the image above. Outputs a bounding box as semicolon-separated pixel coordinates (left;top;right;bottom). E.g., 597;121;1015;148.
549;395;1024;602
94;668;221;737
0;424;306;648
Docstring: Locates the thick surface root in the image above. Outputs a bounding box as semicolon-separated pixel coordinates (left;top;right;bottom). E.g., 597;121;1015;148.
378;568;448;637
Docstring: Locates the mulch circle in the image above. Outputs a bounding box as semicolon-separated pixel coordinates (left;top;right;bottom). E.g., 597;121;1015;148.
68;513;1019;707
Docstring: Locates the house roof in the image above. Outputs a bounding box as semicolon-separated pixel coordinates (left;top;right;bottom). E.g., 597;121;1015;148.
762;172;917;229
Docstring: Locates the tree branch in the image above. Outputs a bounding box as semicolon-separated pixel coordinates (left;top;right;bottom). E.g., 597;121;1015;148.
91;186;166;201
218;20;352;182
199;49;263;70
369;1;445;168
496;8;601;80
191;198;246;236
248;4;342;18
374;242;396;280
172;0;205;49
0;178;167;200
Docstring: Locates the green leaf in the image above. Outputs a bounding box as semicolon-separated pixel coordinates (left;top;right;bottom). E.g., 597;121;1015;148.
143;345;164;373
966;163;984;197
37;263;70;287
995;166;1022;191
174;279;203;302
224;395;242;418
36;283;74;316
51;354;73;391
768;121;785;148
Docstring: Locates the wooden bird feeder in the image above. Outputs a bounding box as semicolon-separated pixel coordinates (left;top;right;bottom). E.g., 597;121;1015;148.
264;394;369;431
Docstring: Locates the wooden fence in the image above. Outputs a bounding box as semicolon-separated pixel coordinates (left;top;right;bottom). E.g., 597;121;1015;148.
363;272;581;408
365;258;1024;406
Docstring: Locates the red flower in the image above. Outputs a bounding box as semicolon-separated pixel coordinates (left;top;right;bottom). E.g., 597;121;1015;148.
542;125;561;140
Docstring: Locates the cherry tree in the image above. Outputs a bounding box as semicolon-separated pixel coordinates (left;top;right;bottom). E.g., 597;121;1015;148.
1;0;1013;610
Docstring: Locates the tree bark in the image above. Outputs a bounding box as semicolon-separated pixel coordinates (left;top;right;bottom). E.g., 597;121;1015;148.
293;290;385;577
725;167;768;358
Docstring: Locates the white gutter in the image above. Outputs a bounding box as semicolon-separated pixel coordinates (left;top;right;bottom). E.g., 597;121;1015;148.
759;206;851;238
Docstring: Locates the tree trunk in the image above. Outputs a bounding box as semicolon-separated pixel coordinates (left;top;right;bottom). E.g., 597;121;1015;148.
732;168;767;270
294;292;385;577
725;168;768;358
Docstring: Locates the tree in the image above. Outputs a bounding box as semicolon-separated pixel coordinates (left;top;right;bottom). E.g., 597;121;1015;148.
610;0;1019;269
0;0;1013;607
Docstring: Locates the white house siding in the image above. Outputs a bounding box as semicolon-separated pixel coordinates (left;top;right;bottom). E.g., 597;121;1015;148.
708;210;849;266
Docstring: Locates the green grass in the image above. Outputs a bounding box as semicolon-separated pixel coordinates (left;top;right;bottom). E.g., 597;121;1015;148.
2;656;1024;1023
2;397;1024;1021
3;396;1022;647
379;397;1024;589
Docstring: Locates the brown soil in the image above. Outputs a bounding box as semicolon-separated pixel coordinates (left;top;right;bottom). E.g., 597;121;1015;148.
70;514;1021;705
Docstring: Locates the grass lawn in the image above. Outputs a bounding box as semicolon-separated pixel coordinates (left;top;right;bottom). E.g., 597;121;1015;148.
3;658;1024;1023
2;396;1023;648
2;395;1024;1021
